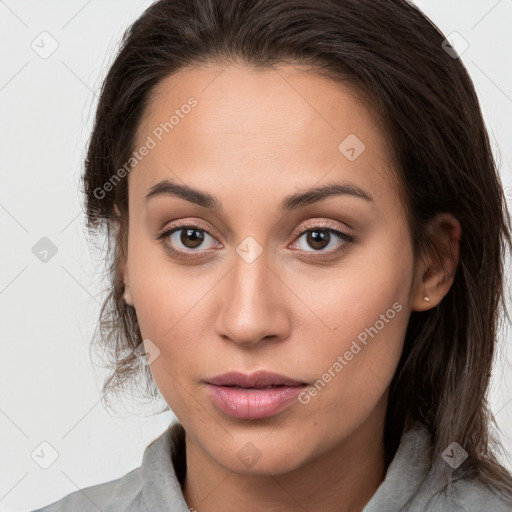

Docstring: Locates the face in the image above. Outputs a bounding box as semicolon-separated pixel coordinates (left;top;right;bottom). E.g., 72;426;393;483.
122;63;420;475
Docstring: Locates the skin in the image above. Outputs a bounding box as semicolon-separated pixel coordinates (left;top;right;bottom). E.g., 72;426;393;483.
121;63;461;512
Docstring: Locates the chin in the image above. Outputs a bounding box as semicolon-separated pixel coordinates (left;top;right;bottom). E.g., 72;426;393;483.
205;433;311;476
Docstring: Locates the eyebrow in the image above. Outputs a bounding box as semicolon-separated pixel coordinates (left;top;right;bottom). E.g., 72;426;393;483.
145;178;373;212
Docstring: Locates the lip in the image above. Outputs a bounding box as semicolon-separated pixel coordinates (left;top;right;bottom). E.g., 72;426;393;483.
205;371;306;388
204;371;307;419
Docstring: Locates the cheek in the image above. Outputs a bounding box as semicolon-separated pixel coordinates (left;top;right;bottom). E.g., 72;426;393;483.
294;274;408;388
294;230;412;345
131;268;209;353
129;264;206;419
127;239;219;392
126;226;199;336
291;234;413;404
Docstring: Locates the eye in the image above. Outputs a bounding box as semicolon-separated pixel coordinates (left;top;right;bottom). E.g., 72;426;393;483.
157;224;221;258
157;221;355;260
290;224;355;255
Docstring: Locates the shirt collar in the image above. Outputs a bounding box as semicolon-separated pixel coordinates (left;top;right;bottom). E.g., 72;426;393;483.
141;422;190;511
362;421;434;511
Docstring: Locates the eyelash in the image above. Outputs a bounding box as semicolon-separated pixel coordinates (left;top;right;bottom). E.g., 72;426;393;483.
156;222;355;260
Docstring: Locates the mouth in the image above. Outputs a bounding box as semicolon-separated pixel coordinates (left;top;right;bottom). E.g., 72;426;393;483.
204;370;307;388
203;371;308;419
222;384;291;389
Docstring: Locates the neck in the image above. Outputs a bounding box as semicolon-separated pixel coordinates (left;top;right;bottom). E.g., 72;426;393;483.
182;413;390;512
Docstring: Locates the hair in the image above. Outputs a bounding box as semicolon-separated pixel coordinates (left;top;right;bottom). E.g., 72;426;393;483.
82;0;512;503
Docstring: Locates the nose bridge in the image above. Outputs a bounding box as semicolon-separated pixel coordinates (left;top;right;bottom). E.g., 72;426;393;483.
214;248;288;346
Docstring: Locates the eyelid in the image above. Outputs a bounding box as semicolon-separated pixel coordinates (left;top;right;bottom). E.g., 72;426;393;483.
291;219;353;240
158;219;222;242
288;221;355;256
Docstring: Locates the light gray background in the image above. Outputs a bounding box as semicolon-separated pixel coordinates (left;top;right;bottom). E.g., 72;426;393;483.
1;1;511;511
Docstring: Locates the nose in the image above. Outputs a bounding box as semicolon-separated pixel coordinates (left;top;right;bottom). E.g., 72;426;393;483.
213;252;291;348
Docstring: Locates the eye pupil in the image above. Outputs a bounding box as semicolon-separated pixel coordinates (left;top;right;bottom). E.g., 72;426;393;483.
307;230;330;250
181;228;204;248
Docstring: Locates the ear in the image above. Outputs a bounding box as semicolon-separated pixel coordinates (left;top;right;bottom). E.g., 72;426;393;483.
120;261;134;307
114;203;134;307
114;203;133;306
411;212;461;311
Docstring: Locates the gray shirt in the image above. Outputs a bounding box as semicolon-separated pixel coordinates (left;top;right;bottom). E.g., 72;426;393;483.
30;421;510;511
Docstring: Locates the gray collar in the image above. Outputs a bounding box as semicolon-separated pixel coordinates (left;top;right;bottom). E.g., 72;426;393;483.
140;422;190;511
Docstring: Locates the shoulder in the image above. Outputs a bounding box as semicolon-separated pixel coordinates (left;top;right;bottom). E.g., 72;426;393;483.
431;477;511;512
379;421;511;512
411;470;512;512
28;465;144;512
28;423;186;512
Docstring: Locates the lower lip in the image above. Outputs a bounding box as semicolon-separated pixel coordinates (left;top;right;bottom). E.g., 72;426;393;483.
205;383;306;419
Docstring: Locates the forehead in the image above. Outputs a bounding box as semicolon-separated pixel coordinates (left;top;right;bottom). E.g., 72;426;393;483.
130;63;397;208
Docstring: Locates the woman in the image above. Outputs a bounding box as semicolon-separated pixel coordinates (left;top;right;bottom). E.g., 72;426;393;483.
32;0;512;510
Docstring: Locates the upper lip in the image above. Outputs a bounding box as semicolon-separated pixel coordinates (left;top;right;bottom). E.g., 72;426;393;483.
204;371;307;388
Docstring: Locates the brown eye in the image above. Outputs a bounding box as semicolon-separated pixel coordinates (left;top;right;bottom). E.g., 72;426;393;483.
157;224;221;258
305;229;331;250
179;228;205;249
291;225;355;256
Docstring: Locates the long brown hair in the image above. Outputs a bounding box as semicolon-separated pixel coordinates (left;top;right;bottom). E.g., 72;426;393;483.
82;0;512;502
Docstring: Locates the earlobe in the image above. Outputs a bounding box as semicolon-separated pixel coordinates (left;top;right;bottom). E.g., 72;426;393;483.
124;284;134;307
120;261;134;307
411;213;461;311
